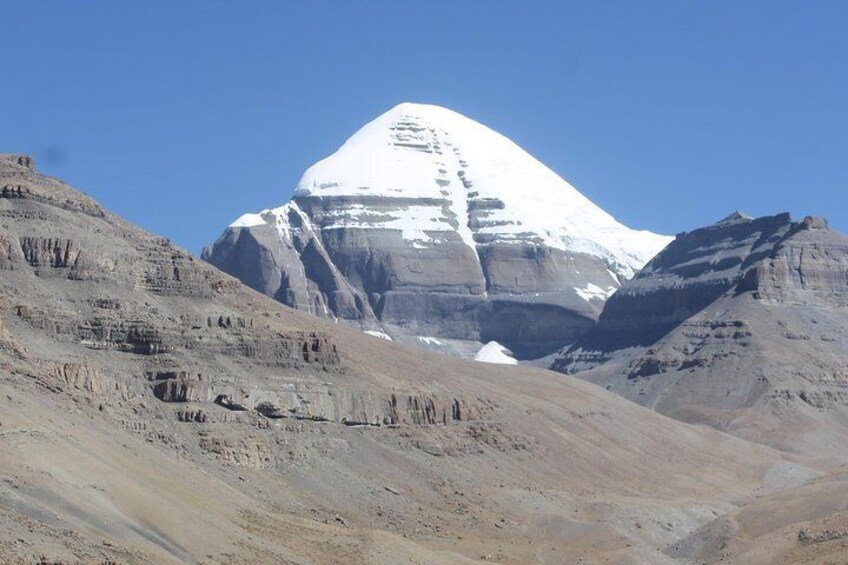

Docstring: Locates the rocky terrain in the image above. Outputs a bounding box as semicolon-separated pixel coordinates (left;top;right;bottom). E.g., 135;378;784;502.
204;103;671;361
3;154;848;563
553;211;848;460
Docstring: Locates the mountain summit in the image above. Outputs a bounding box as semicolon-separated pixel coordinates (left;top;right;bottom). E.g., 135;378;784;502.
204;103;671;358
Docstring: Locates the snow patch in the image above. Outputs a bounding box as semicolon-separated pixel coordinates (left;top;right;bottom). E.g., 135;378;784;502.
230;213;267;228
364;330;392;341
575;283;617;302
417;336;443;346
474;341;518;365
317;203;442;246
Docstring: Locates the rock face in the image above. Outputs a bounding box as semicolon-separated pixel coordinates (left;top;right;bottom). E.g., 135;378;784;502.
0;153;495;430
552;212;848;456
203;103;671;359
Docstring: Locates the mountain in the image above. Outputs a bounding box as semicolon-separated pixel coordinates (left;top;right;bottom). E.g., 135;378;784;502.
552;212;848;458
4;153;844;564
203;103;671;360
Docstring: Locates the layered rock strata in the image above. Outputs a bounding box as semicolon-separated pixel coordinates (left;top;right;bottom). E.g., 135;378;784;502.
204;103;671;359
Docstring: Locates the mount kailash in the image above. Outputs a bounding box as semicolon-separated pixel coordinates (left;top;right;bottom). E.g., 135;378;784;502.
204;103;671;360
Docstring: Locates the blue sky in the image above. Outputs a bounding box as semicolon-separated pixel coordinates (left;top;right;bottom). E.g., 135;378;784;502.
2;1;846;253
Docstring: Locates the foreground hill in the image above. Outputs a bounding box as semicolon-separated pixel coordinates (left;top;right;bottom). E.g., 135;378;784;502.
553;212;848;460
204;103;670;360
0;154;843;564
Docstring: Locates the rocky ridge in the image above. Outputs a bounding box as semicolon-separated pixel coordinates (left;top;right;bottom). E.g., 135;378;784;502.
0;153;488;430
552;211;848;458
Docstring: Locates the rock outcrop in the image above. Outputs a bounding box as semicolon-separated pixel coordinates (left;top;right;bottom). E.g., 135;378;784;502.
0;153;499;431
552;212;848;455
203;104;671;359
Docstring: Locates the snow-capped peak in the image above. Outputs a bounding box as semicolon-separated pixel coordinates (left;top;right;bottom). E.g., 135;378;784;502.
230;102;671;278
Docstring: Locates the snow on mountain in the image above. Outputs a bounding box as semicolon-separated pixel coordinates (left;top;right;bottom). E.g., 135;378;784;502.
205;102;672;360
474;341;519;365
363;330;392;341
232;102;670;280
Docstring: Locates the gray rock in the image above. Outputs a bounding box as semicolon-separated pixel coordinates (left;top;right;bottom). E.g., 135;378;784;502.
552;212;848;456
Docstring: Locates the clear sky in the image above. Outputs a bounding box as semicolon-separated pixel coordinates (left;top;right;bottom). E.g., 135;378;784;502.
2;1;846;253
